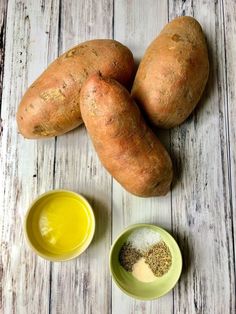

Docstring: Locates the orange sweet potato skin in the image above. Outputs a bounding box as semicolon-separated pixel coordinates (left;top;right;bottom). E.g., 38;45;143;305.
132;16;209;128
17;40;134;139
80;74;173;197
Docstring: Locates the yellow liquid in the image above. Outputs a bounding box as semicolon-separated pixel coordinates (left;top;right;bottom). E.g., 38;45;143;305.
32;195;92;254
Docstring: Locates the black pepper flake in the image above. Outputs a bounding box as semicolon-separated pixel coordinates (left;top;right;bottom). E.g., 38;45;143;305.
119;243;141;272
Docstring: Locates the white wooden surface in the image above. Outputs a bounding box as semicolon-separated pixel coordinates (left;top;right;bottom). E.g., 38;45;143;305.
0;1;235;313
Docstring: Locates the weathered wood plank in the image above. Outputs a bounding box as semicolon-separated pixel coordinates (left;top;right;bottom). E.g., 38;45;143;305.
222;0;236;287
50;1;113;313
0;0;59;313
0;2;8;311
112;1;174;313
0;0;7;112
169;0;235;313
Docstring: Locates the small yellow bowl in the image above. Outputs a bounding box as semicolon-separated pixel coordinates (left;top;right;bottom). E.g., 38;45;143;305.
24;190;95;261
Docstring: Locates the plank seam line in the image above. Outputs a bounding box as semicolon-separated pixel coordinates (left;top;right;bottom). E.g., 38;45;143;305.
112;0;114;40
48;0;62;311
221;0;236;307
0;0;9;117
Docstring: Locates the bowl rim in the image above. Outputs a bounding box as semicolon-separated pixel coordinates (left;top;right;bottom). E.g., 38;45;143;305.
109;223;183;300
24;189;95;262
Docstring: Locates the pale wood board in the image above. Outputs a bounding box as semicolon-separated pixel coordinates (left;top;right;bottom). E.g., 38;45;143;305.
50;1;113;313
169;0;235;313
223;0;236;277
112;1;173;313
0;0;59;313
0;0;235;313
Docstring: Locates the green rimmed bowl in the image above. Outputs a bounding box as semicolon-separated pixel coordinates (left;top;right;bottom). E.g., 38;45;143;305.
109;223;182;300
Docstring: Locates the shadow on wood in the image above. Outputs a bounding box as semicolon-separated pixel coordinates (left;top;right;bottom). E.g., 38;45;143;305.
172;230;191;278
82;194;110;247
170;140;183;191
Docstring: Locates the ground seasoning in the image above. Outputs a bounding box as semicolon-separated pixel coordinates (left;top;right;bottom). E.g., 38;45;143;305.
119;243;141;272
132;257;157;282
119;228;172;281
144;241;172;277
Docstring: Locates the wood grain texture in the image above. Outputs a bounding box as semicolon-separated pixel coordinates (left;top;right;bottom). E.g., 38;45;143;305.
169;0;235;313
0;0;59;313
0;0;7;114
112;1;173;313
222;0;236;285
49;1;113;314
0;2;8;310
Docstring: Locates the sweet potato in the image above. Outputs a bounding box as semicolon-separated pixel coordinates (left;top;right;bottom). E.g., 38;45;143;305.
132;16;209;128
17;40;134;139
80;74;173;197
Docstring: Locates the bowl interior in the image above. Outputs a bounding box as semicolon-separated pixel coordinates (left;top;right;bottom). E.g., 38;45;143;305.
110;224;182;300
25;190;95;261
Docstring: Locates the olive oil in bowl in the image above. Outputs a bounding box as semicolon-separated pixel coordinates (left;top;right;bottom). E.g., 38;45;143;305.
24;190;95;261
